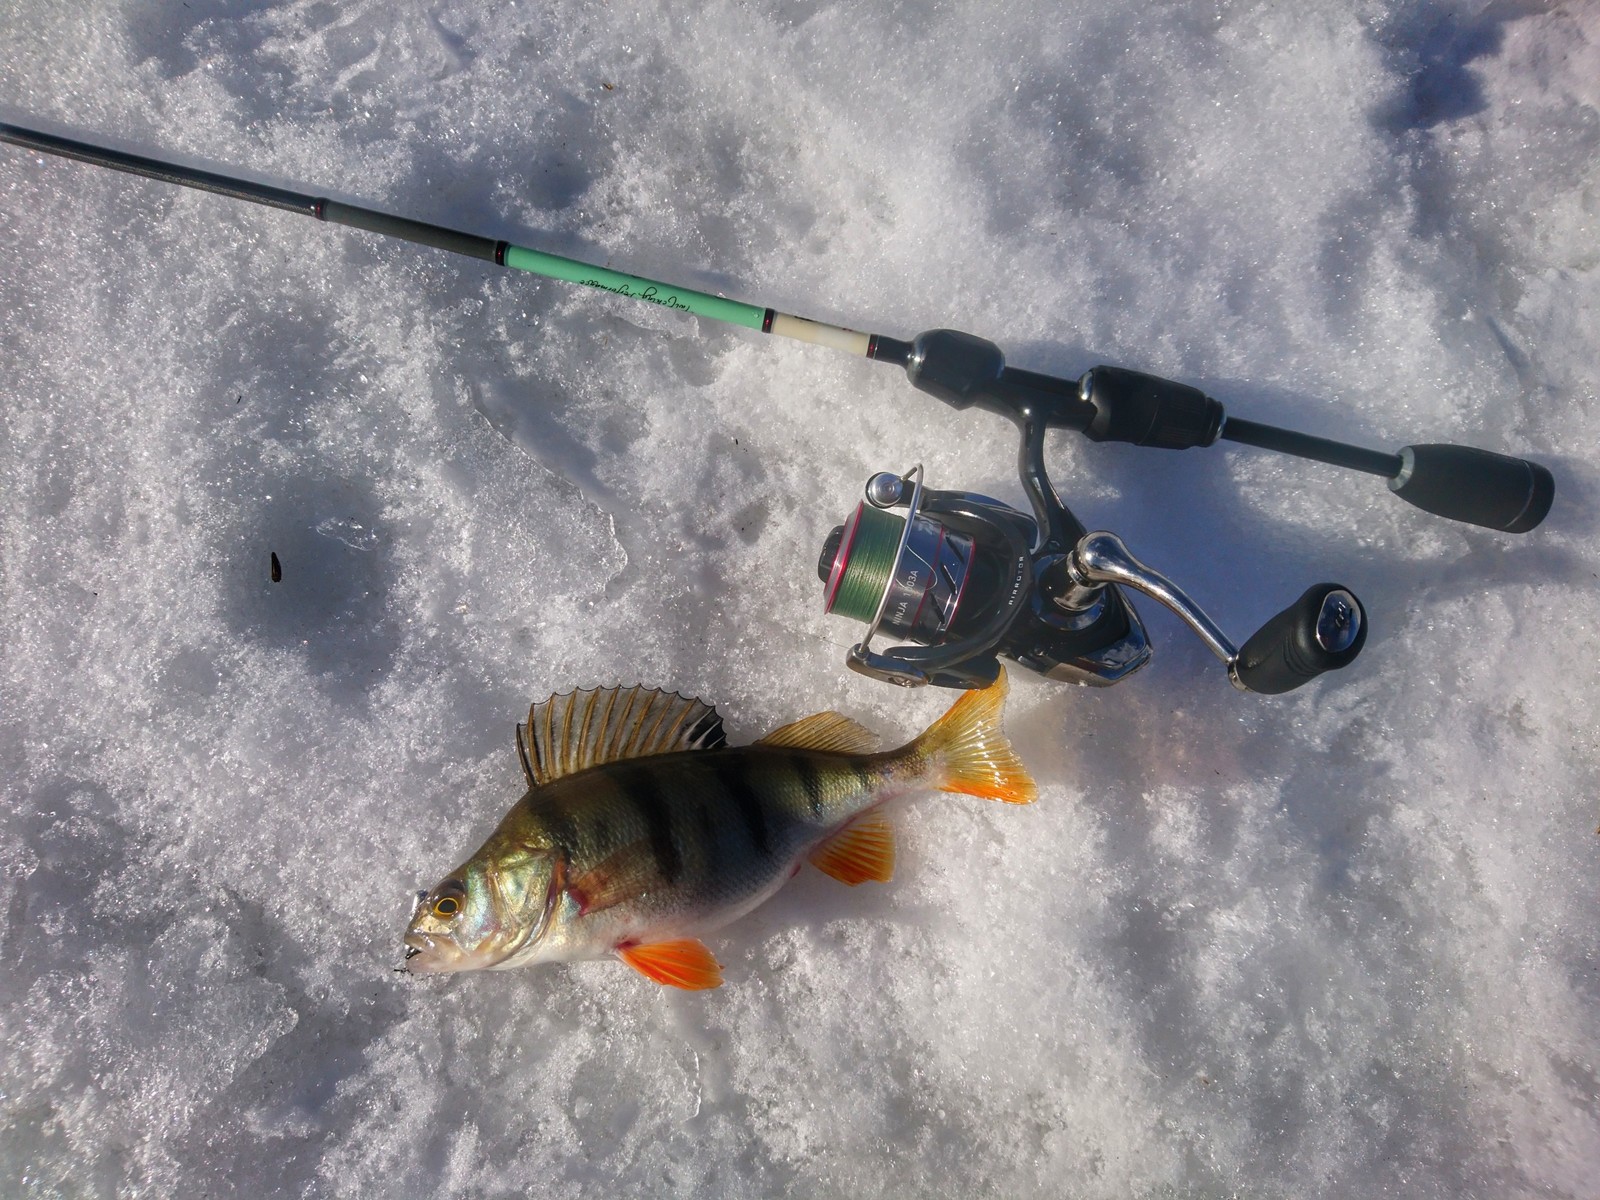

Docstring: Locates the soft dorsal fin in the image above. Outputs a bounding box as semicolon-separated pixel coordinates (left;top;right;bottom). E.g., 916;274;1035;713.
756;711;880;755
516;686;726;786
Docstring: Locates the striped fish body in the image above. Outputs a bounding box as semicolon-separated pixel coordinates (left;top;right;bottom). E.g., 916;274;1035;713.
492;744;924;966
404;674;1034;988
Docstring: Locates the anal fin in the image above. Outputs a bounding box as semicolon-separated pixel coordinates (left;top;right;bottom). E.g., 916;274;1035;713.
808;811;895;886
616;939;724;990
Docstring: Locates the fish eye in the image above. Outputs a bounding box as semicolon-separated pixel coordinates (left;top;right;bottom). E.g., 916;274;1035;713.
431;879;467;919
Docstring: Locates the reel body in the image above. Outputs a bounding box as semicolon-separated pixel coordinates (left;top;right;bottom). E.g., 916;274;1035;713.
818;462;1366;694
818;469;1153;690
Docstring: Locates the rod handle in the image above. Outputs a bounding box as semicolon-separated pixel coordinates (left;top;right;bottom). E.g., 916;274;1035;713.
1388;444;1554;533
1231;584;1366;695
1077;366;1224;449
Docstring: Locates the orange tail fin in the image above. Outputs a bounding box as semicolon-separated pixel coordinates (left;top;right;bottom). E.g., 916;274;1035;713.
914;670;1037;804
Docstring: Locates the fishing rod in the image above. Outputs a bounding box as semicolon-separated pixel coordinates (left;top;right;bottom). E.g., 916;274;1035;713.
1;120;1556;695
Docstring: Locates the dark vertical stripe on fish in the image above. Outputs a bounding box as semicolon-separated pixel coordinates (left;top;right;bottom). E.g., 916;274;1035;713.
792;752;827;819
712;758;772;858
851;760;877;798
526;792;579;854
695;801;717;848
621;769;681;883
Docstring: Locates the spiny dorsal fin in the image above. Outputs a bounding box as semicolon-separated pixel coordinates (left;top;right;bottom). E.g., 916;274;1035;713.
756;711;880;755
516;686;726;786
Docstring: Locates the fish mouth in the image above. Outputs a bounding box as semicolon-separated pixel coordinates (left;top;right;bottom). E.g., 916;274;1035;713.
401;930;457;974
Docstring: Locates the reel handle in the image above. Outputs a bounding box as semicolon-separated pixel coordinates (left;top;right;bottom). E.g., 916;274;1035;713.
1065;534;1366;694
1230;584;1367;695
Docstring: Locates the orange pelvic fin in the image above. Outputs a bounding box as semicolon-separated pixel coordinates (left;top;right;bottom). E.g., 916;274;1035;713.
915;669;1037;804
616;939;724;990
809;810;895;885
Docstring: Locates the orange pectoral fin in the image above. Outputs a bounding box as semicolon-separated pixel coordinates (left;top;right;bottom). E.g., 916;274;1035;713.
808;811;895;886
616;939;724;990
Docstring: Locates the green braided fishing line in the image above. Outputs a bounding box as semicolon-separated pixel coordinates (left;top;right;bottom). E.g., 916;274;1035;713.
831;506;905;624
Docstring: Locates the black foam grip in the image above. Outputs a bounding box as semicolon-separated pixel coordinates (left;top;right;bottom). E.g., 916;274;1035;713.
1081;366;1224;449
1389;444;1554;533
1234;584;1367;695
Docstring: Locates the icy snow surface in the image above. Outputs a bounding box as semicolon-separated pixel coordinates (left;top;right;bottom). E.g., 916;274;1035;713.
2;1;1598;1196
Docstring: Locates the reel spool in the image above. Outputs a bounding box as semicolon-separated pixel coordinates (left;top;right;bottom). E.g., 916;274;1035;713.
821;469;979;647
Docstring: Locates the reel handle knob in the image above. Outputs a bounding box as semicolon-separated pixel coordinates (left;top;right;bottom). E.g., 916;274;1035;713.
1230;584;1367;695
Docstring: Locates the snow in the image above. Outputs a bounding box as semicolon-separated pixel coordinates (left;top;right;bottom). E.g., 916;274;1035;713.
2;1;1597;1195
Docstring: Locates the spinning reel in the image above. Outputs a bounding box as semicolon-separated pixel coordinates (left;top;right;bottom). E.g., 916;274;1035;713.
818;331;1554;694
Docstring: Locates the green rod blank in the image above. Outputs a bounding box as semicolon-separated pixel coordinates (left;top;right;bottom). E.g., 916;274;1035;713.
502;245;768;328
